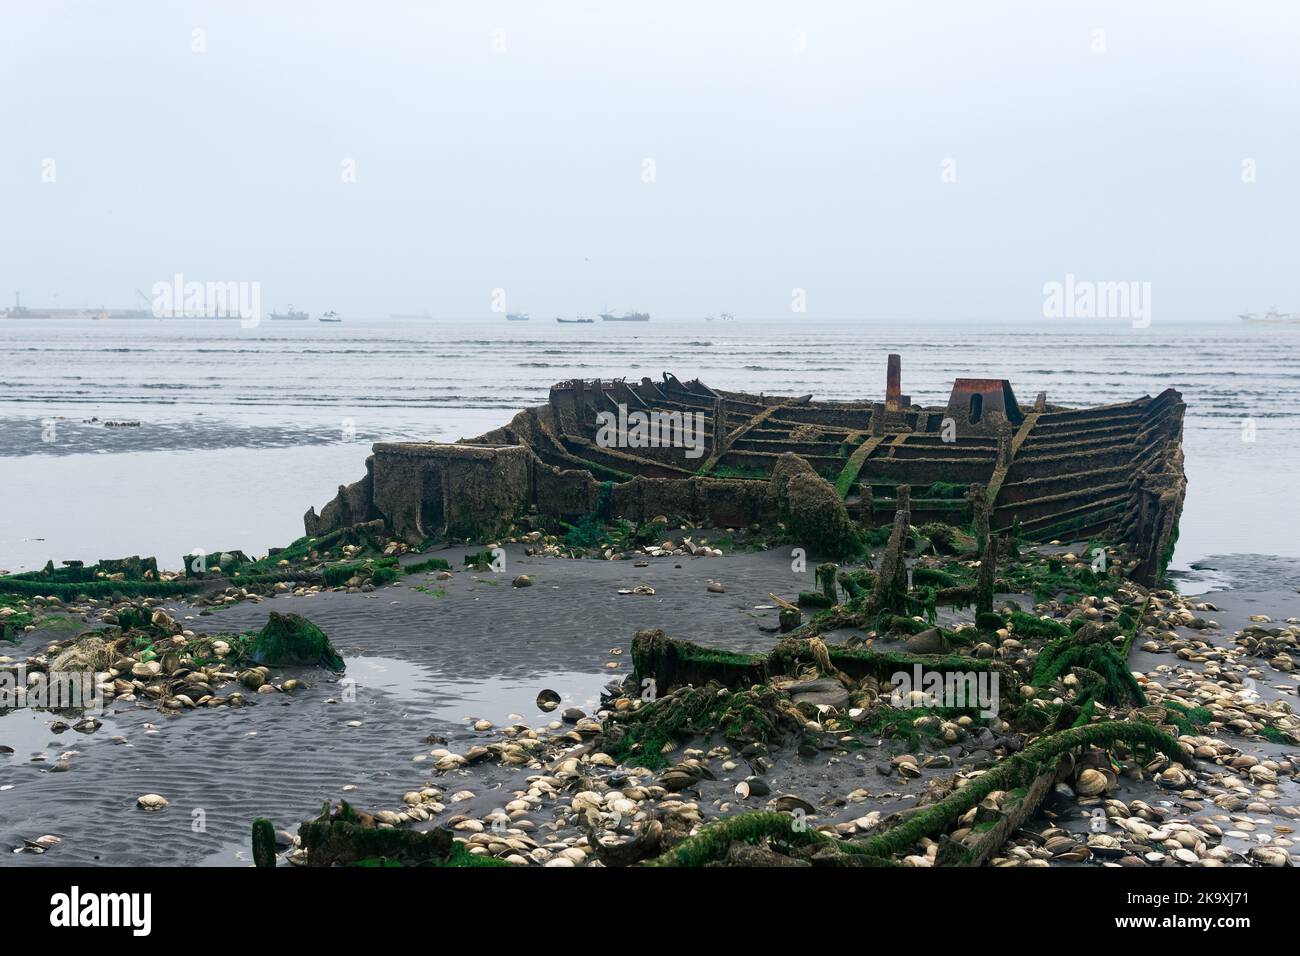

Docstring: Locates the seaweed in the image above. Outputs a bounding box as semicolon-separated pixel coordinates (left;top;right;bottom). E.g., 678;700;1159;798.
369;563;400;587
404;556;451;574
1163;700;1212;736
1031;623;1144;707
251;818;278;868
322;562;365;587
563;481;616;549
1008;611;1071;640
297;801;504;867
601;682;804;770
816;562;839;603
846;720;1185;861
0;577;200;600
912;566;958;589
648;811;825;866
853;705;982;749
250;612;344;671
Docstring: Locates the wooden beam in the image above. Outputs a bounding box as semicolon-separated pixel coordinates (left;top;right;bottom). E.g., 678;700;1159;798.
985;412;1039;506
697;397;801;474
833;434;887;498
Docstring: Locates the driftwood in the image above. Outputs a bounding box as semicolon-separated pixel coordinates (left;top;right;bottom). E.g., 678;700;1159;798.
648;720;1186;867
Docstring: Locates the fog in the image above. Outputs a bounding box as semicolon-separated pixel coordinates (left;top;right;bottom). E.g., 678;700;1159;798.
2;0;1296;321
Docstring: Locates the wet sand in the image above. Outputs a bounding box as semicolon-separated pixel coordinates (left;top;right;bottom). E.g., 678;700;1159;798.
1;544;820;865
2;544;1297;867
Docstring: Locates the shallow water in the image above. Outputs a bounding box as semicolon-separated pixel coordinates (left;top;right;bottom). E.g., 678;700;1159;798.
2;317;1298;571
346;655;604;725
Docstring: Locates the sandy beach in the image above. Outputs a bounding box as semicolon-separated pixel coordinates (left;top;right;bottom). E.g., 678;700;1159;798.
4;540;1296;867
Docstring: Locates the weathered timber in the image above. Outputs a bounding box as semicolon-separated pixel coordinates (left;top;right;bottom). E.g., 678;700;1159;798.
306;360;1186;584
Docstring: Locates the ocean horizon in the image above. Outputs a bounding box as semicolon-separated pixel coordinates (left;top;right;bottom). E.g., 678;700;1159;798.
2;316;1296;575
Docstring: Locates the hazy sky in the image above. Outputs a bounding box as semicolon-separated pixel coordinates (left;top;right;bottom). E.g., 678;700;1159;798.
2;0;1297;321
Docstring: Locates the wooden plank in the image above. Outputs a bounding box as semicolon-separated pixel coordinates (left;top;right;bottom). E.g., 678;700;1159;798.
697;397;802;474
833;434;887;498
985;412;1039;506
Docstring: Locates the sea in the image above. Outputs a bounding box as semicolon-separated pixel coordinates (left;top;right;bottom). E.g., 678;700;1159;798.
2;317;1297;580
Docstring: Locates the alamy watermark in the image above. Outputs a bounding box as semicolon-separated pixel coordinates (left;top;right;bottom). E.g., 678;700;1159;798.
1;666;105;713
889;664;999;718
151;273;261;328
595;404;706;459
1042;273;1151;328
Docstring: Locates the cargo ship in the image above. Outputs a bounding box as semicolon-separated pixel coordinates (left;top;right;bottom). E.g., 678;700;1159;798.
600;311;649;322
270;306;310;321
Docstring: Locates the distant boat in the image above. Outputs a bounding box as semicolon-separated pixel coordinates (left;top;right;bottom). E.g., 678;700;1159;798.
1240;309;1300;324
319;311;342;323
2;292;134;320
600;311;649;322
720;312;735;321
556;316;594;324
270;306;310;321
506;312;531;321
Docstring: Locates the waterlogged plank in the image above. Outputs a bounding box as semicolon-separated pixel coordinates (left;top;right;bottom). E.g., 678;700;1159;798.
833;434;887;498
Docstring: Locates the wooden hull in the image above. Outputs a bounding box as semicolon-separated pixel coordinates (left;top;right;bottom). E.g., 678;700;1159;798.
306;370;1186;585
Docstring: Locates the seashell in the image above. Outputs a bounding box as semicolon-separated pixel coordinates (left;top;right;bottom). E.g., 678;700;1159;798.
1158;767;1191;788
1075;768;1108;797
769;794;816;815
136;793;168;811
22;834;62;852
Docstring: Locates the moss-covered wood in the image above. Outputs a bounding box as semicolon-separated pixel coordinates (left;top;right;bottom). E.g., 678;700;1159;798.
250;612;345;671
630;629;1018;701
297;801;503;867
652;719;1186;867
850;720;1184;861
251;817;278;868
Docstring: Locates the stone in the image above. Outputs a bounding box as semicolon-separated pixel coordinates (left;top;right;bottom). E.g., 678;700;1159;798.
786;678;850;709
903;628;950;655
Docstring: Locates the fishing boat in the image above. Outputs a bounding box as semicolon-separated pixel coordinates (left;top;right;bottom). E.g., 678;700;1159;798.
1239;309;1300;324
307;354;1186;586
319;311;342;323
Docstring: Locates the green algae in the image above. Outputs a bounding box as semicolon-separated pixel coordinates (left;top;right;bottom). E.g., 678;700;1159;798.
601;682;802;770
1007;611;1071;640
846;720;1185;862
251;818;277;868
250;612;344;671
404;557;451;574
297;801;500;867
1031;623;1144;707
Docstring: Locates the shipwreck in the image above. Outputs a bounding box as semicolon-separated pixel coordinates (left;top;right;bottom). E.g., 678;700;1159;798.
306;354;1186;584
